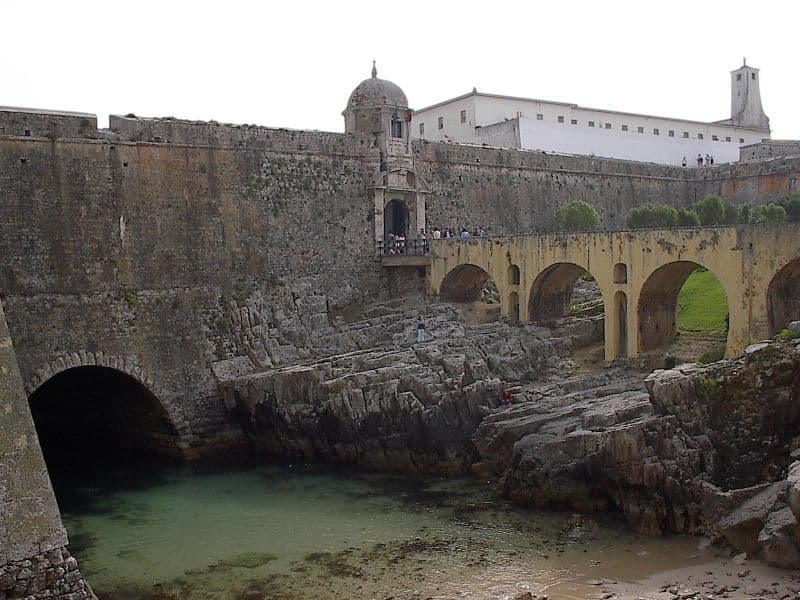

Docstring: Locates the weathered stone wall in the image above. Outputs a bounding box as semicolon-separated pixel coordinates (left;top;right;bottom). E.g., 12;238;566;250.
0;130;384;455
0;107;98;139
414;140;800;233
1;115;799;458
0;299;94;598
1;117;799;452
0;548;94;600
740;140;800;163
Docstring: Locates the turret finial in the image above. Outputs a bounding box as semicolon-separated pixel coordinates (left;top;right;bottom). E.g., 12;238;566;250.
743;57;747;67
372;60;377;78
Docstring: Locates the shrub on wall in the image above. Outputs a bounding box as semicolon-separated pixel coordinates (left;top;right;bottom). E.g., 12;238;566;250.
626;203;678;228
754;203;787;224
552;200;600;231
694;195;727;226
676;208;700;226
779;192;800;222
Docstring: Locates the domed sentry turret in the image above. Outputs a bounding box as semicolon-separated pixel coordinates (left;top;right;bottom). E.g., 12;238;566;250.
343;61;411;138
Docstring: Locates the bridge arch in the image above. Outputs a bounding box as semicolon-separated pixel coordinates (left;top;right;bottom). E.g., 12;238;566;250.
528;262;600;324
767;257;800;335
637;261;730;354
440;263;492;302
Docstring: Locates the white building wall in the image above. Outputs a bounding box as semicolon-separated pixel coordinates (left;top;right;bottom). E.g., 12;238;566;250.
412;93;768;166
517;118;745;165
411;96;476;143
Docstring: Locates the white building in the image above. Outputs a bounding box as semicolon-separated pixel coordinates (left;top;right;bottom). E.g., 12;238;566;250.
411;62;770;166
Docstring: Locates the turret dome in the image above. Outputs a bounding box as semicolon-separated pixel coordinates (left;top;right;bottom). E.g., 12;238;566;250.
345;62;408;111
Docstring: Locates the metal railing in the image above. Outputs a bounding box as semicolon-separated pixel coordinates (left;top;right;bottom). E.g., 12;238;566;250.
376;238;430;256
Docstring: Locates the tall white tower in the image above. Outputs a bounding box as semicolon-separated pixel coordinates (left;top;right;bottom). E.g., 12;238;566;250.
729;60;770;131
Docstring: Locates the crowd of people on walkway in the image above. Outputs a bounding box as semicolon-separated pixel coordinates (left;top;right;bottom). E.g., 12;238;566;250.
383;226;490;255
681;154;715;167
430;226;489;239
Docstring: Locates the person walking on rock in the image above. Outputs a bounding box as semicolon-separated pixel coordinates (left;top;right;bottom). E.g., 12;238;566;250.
416;314;426;343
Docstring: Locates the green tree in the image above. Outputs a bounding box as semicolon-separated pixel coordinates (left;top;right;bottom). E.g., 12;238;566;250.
754;203;786;224
779;192;800;222
626;203;677;228
737;203;755;224
722;202;738;225
552;200;600;231
694;195;726;226
676;207;700;226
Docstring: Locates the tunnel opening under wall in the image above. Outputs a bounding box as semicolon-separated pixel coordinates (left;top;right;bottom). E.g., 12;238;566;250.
28;365;182;492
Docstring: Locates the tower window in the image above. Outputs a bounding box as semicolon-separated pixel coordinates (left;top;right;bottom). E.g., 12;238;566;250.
605;123;611;129
737;74;742;81
739;138;745;143
712;135;718;141
536;113;543;120
460;110;466;123
588;121;595;127
24;129;31;136
668;130;674;137
570;119;577;125
391;119;403;138
752;73;756;80
437;117;443;130
637;126;644;134
621;124;628;131
558;116;564;123
683;132;689;138
653;128;659;135
725;136;731;142
697;133;704;140
419;123;424;135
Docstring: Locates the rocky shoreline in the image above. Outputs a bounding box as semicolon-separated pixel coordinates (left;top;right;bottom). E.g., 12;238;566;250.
215;294;800;571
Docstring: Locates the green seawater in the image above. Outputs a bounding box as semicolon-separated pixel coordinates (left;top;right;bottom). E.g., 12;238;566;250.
58;462;712;599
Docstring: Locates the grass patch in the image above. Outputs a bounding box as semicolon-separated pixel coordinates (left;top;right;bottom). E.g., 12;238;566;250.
776;328;800;342
677;269;728;333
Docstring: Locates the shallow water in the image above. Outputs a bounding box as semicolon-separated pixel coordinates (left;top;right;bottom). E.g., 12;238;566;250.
58;461;715;599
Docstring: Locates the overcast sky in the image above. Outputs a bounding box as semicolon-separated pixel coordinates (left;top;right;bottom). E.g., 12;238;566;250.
3;0;798;139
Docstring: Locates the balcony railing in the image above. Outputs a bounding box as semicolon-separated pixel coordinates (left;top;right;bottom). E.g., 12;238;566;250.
376;238;430;256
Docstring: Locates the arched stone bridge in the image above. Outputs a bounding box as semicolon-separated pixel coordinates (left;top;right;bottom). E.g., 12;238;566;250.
429;225;800;361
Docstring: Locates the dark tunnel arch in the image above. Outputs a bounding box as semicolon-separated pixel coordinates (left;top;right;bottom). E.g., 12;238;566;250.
528;262;596;324
767;258;800;336
637;261;729;353
28;365;180;483
440;264;491;302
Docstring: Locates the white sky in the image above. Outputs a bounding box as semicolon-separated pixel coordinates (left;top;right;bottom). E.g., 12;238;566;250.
3;0;798;139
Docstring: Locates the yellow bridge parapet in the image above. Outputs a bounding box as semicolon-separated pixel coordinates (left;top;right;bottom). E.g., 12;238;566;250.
429;225;800;360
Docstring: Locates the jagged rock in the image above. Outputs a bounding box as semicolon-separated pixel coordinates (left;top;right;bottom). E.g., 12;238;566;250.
717;482;787;554
758;505;800;569
221;300;570;475
479;340;800;567
787;461;800;519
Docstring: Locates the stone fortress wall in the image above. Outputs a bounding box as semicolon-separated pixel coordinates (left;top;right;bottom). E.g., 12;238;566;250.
1;105;800;597
1;110;799;455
